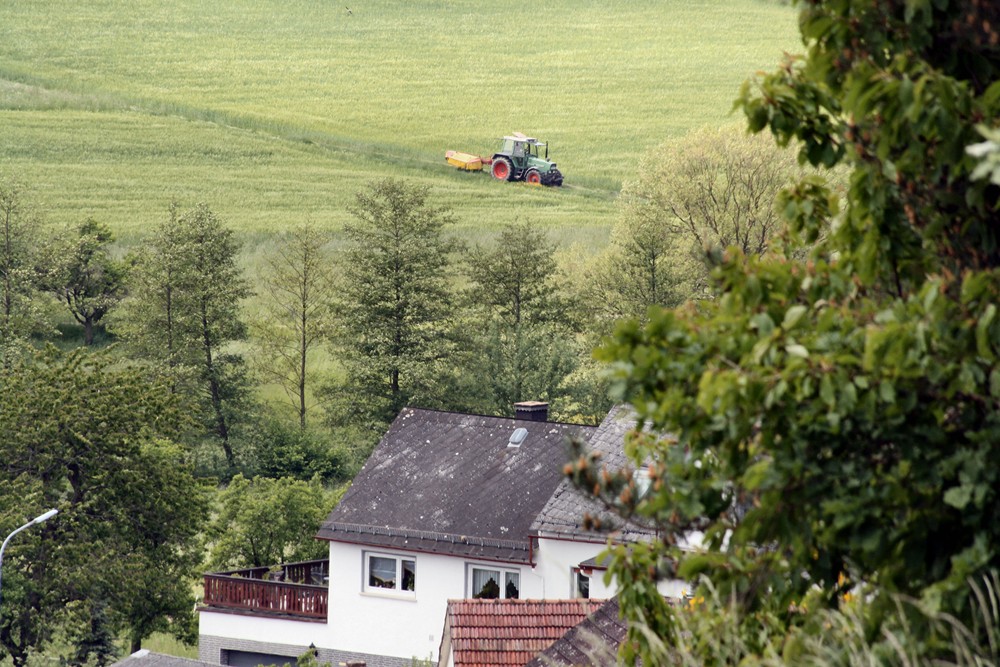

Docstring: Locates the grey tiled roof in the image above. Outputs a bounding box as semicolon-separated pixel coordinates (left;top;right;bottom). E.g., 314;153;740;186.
530;406;656;542
317;408;596;563
112;651;220;667
523;598;630;667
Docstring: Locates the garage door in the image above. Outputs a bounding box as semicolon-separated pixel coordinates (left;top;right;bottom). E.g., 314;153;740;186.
225;650;297;667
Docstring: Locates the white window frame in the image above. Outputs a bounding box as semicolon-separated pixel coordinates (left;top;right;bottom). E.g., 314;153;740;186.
362;551;416;597
466;563;521;599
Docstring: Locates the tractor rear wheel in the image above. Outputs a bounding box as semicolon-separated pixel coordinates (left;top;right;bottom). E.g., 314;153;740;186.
491;157;513;181
525;169;541;185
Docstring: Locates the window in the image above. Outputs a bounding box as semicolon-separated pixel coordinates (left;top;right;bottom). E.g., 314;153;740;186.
364;552;415;595
573;568;590;599
469;565;520;599
633;468;652;499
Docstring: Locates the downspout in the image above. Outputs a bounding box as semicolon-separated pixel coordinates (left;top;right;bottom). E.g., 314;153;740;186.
527;535;544;598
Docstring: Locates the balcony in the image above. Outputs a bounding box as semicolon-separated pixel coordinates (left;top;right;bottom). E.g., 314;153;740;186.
201;559;329;621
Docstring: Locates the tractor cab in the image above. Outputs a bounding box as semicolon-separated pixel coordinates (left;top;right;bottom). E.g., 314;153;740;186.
490;133;563;186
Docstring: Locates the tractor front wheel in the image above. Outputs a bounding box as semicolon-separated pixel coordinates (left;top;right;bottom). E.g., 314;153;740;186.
491;157;513;181
525;169;541;185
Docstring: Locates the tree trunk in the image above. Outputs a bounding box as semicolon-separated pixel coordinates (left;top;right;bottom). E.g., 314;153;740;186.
299;302;307;429
202;302;233;468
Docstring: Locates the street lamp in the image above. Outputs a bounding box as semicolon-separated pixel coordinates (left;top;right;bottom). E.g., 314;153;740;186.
0;509;59;608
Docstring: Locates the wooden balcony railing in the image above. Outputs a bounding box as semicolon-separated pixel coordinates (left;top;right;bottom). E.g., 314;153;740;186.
201;559;329;620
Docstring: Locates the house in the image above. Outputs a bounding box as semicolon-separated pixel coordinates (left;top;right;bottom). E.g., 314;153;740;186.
523;598;629;667
198;403;684;667
436;599;603;667
529;405;690;601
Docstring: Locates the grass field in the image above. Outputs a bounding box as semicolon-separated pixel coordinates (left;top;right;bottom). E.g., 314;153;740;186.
0;0;799;246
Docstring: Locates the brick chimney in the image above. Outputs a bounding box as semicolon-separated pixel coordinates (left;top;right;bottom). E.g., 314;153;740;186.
514;401;549;422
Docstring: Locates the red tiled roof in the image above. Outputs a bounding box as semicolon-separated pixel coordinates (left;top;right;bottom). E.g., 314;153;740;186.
443;599;604;667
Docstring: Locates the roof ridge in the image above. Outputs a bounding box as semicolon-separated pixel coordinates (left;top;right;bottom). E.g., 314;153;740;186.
321;521;531;551
397;405;600;428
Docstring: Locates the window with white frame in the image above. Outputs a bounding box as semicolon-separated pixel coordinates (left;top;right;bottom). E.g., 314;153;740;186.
468;564;520;599
364;552;416;595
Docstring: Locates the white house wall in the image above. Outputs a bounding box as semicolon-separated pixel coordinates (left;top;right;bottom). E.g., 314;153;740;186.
534;534;689;601
199;611;322;648
533;536;611;599
323;541;543;662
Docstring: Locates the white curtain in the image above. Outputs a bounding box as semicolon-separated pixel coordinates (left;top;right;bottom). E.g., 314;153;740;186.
504;572;520;599
472;568;500;598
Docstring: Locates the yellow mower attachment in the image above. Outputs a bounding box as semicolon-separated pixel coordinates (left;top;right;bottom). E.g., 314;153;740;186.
445;150;491;171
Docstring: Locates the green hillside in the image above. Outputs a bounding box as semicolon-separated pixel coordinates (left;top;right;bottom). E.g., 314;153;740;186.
0;0;798;242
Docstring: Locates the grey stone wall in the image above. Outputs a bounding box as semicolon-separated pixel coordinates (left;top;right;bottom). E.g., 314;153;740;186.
198;635;424;667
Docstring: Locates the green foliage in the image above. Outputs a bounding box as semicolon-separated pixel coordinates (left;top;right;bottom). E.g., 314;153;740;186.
327;178;460;431
589;0;1000;663
463;221;584;415
112;202;254;470
738;0;1000;282
41;218;127;346
253;225;336;429
0;347;209;666
241;412;349;484
475;320;582;417
626;125;801;258
586;211;701;325
615;572;1000;667
0;175;50;362
587;125;810;328
465;221;573;329
208;474;338;570
66;601;118;667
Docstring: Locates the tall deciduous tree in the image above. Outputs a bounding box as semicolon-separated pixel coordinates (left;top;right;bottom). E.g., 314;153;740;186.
114;203;252;470
43;219;127;345
329;178;459;431
254;225;336;429
586;212;701;325
580;1;1000;663
0;176;47;363
208;474;336;570
625;125;800;260
464;221;581;415
466;221;570;328
0;348;209;665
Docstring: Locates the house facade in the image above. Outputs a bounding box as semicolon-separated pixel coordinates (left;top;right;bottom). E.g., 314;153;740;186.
198;404;684;667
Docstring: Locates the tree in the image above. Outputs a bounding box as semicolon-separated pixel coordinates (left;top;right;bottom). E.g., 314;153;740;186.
67;600;118;667
626;125;800;259
581;1;1000;662
588;126;804;325
242;410;348;483
254;225;336;429
328;179;459;431
465;221;571;328
208;474;337;570
114;203;253;470
0;176;48;364
586;212;701;325
463;221;583;415
43;219;127;346
0;348;209;665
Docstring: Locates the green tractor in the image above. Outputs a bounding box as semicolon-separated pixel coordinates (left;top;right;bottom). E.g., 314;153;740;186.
489;133;563;186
